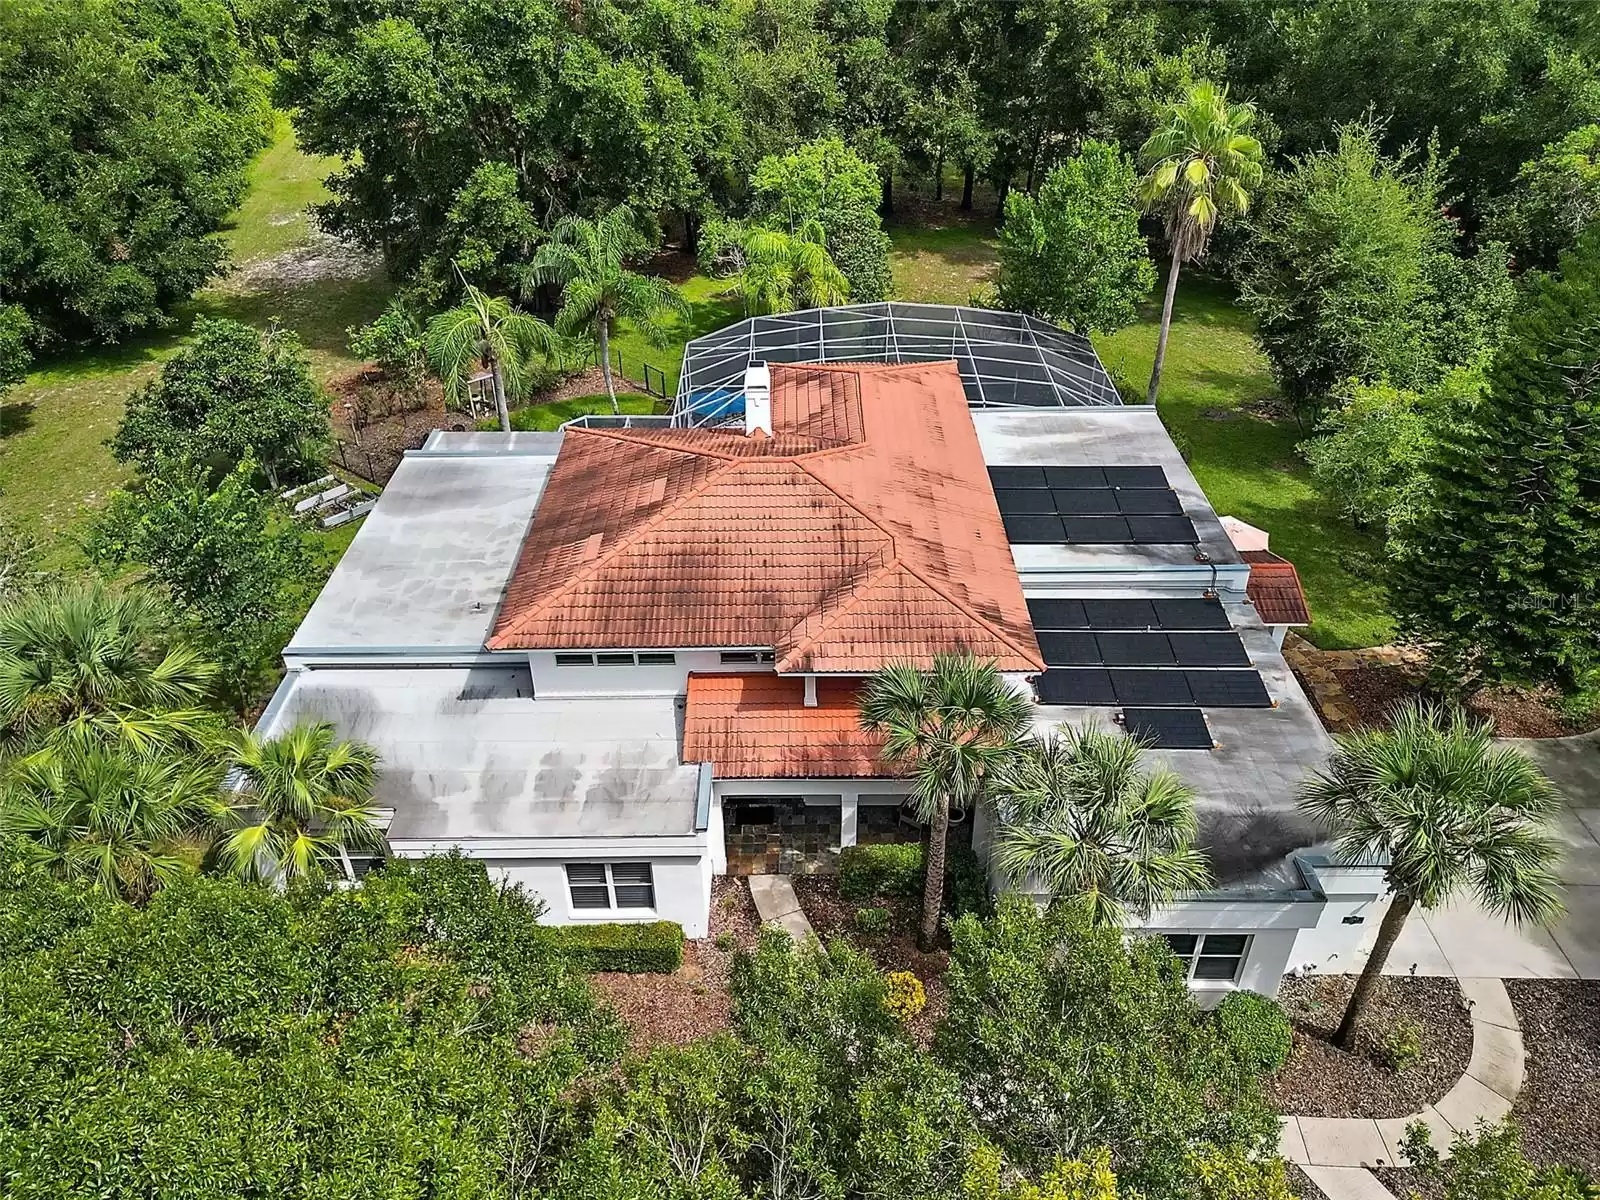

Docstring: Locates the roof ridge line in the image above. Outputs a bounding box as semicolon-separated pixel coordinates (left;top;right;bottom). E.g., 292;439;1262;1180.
489;446;740;644
774;558;899;673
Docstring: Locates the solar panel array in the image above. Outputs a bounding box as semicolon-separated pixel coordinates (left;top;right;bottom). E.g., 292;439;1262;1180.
1027;596;1273;731
990;466;1198;545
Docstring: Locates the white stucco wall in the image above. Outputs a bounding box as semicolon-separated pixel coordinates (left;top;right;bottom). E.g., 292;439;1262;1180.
1286;861;1391;974
482;854;712;938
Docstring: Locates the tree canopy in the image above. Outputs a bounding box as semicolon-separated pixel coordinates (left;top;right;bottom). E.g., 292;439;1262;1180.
0;0;268;349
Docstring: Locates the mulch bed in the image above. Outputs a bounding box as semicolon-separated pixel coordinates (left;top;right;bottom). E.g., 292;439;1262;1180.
790;876;950;1046
1507;980;1600;1173
1265;975;1473;1119
588;876;760;1052
1334;663;1600;738
327;369;467;484
1285;1164;1330;1200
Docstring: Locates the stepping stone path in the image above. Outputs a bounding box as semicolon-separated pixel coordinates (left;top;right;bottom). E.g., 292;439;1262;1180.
747;875;814;940
1279;978;1525;1200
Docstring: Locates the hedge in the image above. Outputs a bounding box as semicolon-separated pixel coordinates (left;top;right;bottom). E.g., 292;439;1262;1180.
546;920;685;973
1214;989;1293;1074
839;842;991;918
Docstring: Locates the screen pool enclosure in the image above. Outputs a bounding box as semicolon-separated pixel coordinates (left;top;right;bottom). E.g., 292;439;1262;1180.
674;303;1122;423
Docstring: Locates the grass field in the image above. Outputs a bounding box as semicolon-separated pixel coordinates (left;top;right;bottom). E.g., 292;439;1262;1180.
0;121;390;567
500;393;665;431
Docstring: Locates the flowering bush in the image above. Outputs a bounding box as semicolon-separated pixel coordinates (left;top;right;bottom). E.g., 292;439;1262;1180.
884;970;926;1022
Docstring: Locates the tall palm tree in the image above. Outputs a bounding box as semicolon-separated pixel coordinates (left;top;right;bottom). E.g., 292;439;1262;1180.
1300;700;1564;1048
990;724;1211;926
733;221;850;318
218;720;385;884
1139;81;1265;405
0;744;221;902
523;205;689;414
859;655;1032;950
0;583;217;756
424;280;555;432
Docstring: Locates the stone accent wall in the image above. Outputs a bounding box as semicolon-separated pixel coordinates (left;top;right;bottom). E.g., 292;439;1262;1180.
724;800;842;876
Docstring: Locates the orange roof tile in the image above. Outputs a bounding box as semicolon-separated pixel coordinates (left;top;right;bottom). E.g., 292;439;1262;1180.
1241;550;1312;626
682;673;898;778
488;362;1044;672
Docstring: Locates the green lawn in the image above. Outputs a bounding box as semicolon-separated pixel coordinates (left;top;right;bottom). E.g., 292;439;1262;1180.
499;393;665;431
1;120;391;567
609;274;744;395
887;219;999;304
1095;277;1394;650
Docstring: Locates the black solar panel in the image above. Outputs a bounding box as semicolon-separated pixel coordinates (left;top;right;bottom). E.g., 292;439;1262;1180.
1002;513;1066;543
1126;516;1198;544
1152;598;1231;630
989;466;1048;489
1123;708;1214;750
1027;599;1089;629
1169;633;1252;667
1045;466;1107;488
1037;631;1100;665
1095;632;1175;666
1104;466;1168;488
1116;489;1185;516
1061;516;1131;543
1083;599;1158;630
1111;669;1193;706
994;488;1058;514
1184;669;1273;707
1035;668;1117;705
1052;488;1121;515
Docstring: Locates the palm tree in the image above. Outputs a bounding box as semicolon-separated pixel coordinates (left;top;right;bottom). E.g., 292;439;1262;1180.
990;723;1212;926
0;744;221;902
0;583;217;756
732;221;850;318
859;655;1032;950
1139;81;1265;405
523;205;689;414
424;280;555;432
217;721;385;884
1300;700;1564;1049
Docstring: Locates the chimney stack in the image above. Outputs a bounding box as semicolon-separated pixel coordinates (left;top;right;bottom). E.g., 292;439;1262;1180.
744;363;771;437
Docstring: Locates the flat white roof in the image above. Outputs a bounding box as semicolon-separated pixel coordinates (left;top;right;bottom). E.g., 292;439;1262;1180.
972;406;1244;573
287;438;561;655
261;666;701;840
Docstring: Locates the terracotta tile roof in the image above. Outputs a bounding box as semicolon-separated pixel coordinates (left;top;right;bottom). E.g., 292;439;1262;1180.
682;673;899;778
488;362;1043;672
1240;550;1312;626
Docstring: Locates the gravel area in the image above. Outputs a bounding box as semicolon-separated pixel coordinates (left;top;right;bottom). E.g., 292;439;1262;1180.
791;876;949;1045
1285;1163;1331;1200
1266;975;1472;1118
1507;979;1600;1173
588;877;760;1052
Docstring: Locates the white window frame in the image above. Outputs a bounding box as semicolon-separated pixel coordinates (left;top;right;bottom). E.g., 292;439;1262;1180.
556;652;678;667
565;862;657;914
719;650;776;665
1160;932;1251;985
555;653;596;666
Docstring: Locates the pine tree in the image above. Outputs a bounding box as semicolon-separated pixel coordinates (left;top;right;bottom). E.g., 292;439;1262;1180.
1391;230;1600;692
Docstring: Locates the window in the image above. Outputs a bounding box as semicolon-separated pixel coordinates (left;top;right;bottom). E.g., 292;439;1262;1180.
561;651;680;667
720;651;776;664
1161;933;1250;983
566;862;656;911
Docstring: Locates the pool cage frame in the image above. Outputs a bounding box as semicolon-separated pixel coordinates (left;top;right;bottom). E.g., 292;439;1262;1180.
671;302;1123;426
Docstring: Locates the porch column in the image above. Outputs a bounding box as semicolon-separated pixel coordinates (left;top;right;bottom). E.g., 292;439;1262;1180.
840;791;858;848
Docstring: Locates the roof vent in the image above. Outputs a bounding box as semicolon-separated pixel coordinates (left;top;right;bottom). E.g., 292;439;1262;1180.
744;363;771;437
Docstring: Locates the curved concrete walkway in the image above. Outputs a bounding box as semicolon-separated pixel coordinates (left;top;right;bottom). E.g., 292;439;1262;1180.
1279;978;1525;1199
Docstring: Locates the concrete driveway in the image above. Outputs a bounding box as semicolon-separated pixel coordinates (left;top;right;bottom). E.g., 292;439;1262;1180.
1374;731;1600;980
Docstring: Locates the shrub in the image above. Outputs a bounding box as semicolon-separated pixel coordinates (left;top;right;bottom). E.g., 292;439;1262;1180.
854;905;892;936
840;843;923;900
883;971;926;1022
1214;990;1293;1074
1378;1017;1424;1072
544;920;685;973
1400;1117;1594;1199
714;931;737;951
